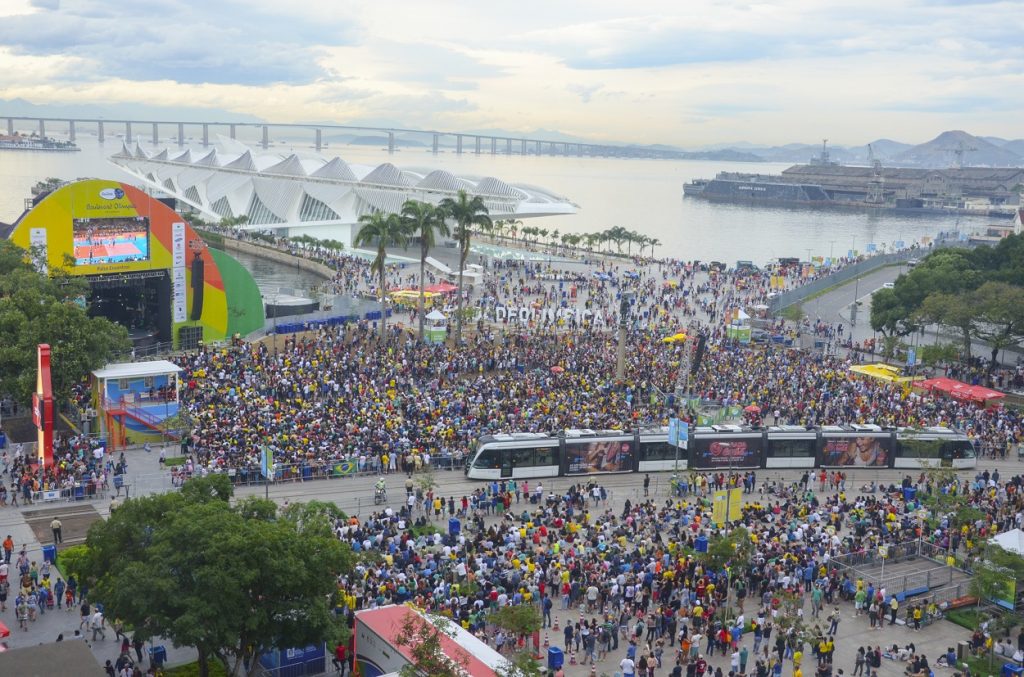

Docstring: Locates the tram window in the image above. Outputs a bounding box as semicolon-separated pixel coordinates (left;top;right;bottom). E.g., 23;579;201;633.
533;447;558;467
473;447;501;469
640;441;677;461
897;439;942;459
510;448;537;467
767;439;815;457
951;442;976;459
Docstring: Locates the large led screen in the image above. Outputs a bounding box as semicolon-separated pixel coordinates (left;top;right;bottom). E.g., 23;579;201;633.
73;216;151;266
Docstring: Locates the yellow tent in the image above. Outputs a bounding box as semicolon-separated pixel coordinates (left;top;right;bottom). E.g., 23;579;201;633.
661;332;688;344
848;364;921;384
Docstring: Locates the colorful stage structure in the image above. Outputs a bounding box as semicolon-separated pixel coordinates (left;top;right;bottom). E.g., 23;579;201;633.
92;360;183;450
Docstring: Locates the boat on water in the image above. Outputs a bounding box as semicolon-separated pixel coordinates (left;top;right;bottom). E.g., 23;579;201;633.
685;141;1021;219
0;134;80;152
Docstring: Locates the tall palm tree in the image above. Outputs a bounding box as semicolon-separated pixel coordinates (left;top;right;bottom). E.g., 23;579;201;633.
648;237;662;258
401;200;449;341
507;219;522;243
354;211;408;340
439;189;491;343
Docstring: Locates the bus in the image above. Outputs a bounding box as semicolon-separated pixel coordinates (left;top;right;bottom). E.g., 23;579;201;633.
465;424;976;480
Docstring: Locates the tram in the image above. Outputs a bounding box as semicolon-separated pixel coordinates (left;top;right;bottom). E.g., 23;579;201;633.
465;424;976;481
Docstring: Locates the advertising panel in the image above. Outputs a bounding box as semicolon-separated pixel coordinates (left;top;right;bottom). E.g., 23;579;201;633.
690;435;762;469
566;438;634;474
820;435;890;467
72;216;151;266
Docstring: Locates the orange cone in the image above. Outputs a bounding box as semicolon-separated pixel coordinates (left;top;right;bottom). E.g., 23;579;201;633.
553;618;560;631
544;633;550;649
590;662;597;677
570;649;577;665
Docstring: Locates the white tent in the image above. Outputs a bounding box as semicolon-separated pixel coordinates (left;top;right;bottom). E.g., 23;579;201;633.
990;528;1024;556
425;309;447;321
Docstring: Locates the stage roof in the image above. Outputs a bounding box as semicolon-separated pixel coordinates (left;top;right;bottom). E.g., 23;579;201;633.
93;360;182;380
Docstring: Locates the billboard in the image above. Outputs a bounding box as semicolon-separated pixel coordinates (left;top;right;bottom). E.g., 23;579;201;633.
820;435;890;467
72;216;151;266
566;438;634;474
691;435;762;469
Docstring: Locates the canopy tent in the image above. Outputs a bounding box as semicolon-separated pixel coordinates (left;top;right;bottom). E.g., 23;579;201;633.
425;281;457;294
919;377;1006;404
849;364;922;384
425;309;447;321
990;528;1024;556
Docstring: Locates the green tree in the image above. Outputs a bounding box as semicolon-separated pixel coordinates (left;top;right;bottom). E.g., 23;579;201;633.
0;240;130;404
919;342;960;368
439;189;491;343
401;200;449;341
84;476;352;677
969;281;1024;371
354;211;408;340
870;287;917;338
917;464;985;541
917;292;975;361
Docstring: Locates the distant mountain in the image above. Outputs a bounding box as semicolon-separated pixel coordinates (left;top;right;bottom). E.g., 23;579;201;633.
1001;139;1024;157
895;130;1023;168
681;149;764;162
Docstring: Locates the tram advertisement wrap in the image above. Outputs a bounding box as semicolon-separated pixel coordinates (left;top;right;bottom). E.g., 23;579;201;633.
566;439;634;474
821;436;889;467
691;437;761;468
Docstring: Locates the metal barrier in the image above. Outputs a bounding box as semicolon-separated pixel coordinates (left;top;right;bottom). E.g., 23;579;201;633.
29;482;107;503
173;457;466;487
830;538;964;598
250;655;328;677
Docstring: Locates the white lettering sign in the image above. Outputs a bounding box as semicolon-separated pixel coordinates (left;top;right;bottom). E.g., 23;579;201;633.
491;305;605;327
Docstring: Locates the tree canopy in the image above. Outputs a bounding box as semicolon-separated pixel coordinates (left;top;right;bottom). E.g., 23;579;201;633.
870;234;1024;369
0;239;130;404
81;475;352;677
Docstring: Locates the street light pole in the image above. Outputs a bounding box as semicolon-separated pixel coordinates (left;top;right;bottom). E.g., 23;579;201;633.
615;291;635;380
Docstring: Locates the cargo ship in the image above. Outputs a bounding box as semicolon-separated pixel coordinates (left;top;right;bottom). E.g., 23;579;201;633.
0;134;80;152
685;143;1021;218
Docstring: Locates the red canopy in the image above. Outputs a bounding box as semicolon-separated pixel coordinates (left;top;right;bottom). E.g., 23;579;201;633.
425;282;457;294
920;377;1005;403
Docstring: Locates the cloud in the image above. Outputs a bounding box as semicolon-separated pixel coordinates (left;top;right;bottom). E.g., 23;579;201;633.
0;0;358;85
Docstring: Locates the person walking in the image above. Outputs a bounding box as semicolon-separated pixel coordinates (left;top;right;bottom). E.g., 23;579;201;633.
853;647;866;676
51;517;63;544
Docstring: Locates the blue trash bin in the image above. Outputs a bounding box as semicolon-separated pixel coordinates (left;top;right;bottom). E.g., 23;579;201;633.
903;487;917;501
449;518;461;537
0;432;6;449
695;536;709;553
548;647;564;669
302;465;313;480
74;485;85;501
42;544;56;564
1002;664;1023;677
150;646;167;668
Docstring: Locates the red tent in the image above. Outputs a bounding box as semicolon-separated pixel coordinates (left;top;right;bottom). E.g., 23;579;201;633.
920;377;1005;403
425;282;458;294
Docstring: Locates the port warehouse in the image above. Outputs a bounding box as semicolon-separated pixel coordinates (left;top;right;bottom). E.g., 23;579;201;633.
693;165;1024;207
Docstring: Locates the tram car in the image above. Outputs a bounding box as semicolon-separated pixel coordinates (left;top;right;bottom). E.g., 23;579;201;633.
465;424;976;481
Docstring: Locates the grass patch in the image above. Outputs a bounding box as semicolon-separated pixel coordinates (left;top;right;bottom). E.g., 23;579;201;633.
946;608;981;630
161;456;189;467
962;652;1013;677
164;660;230;677
192;228;224;248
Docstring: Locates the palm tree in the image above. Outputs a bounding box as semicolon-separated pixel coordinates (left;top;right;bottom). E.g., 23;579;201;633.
647;237;661;258
507;219;522;243
439;189;491;343
401;200;449;341
354;211;408;340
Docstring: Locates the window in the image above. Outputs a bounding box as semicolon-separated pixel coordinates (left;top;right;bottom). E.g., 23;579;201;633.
767;439;816;457
533;446;558;467
246;193;284;225
472;447;501;469
299;194;340;222
210;196;233;219
640;441;678;461
897;439;943;459
511;448;536;467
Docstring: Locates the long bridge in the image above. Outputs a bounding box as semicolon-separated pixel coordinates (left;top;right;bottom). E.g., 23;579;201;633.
2;115;684;159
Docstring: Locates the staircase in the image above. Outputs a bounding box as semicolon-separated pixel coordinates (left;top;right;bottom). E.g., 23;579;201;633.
104;398;180;441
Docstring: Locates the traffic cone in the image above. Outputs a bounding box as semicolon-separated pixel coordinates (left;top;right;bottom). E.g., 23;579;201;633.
570;649;577;665
553;617;560;631
590;662;597;677
544;633;550;649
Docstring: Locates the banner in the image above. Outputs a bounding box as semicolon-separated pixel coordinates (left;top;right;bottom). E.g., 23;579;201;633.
260;445;273;479
820;436;890;467
729;488;743;521
171;221;187;323
691;436;762;468
712;490;727;526
29;228;48;274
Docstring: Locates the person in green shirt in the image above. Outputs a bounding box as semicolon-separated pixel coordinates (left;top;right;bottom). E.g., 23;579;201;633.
811;586;823;617
854;588;867;616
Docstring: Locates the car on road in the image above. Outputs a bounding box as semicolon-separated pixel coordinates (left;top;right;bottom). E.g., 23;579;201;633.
907;259;919;268
751;328;770;343
882;282;895;289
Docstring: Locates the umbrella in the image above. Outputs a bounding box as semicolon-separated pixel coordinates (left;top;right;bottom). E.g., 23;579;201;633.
744;404;761;413
661;332;688;344
0;620;9;638
550;366;565;374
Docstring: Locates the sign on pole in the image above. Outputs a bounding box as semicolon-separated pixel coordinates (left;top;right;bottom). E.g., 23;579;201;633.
260;446;273;479
669;418;689;449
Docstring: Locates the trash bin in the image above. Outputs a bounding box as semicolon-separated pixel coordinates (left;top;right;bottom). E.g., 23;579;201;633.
695;536;709;553
547;647;564;669
74;485;85;501
0;432;6;449
302;465;313;480
1003;664;1024;677
42;544;56;564
448;518;461;537
903;487;917;501
149;645;167;668
957;641;969;662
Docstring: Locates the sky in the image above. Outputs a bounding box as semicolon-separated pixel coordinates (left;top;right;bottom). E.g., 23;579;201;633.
1;0;1022;147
